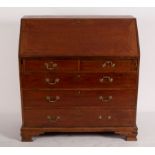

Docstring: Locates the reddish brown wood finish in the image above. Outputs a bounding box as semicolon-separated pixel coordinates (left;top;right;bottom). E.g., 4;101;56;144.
23;89;136;108
23;108;136;128
23;59;137;73
24;59;78;72
19;16;140;142
80;59;137;72
21;73;137;89
19;16;139;57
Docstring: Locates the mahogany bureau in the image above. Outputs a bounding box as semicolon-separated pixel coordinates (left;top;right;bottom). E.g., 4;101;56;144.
19;16;140;141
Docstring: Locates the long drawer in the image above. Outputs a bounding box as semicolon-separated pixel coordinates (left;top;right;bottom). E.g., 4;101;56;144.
23;90;136;108
21;73;137;89
23;108;136;127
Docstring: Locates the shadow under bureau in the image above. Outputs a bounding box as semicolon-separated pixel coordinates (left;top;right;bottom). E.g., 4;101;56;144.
19;16;140;141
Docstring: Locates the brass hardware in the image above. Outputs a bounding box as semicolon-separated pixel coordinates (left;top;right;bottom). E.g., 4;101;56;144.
98;115;102;120
45;78;60;85
77;74;81;78
46;96;60;103
98;115;112;120
107;115;112;120
78;91;81;95
99;95;113;102
102;61;115;68
44;61;58;70
99;76;113;83
47;115;60;122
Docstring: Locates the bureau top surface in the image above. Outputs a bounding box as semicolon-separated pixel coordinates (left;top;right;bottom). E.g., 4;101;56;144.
19;16;140;58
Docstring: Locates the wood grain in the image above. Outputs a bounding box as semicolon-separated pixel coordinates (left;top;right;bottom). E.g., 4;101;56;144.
23;89;137;108
21;73;137;89
23;108;136;128
19;17;139;57
19;16;140;141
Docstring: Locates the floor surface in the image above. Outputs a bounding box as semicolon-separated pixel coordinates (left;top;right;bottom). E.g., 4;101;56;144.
0;112;154;147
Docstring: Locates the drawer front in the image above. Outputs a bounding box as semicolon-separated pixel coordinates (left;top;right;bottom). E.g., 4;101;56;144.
80;59;137;72
23;90;136;108
22;73;137;89
23;108;136;127
24;59;78;72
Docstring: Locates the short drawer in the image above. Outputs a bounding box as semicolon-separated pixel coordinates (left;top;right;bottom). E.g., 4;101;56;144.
23;90;136;108
23;108;136;127
23;59;78;72
21;73;137;89
80;59;137;72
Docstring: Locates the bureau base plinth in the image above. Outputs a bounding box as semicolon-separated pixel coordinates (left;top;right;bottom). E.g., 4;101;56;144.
21;126;138;142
